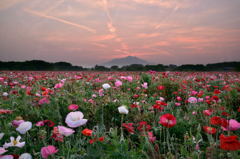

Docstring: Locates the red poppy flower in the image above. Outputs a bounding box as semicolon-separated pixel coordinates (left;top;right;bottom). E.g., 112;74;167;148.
43;120;55;127
51;127;64;142
12;154;19;159
206;99;212;105
220;118;228;128
0;109;13;114
212;95;219;101
157;85;165;90
222;112;230;116
122;123;134;134
89;138;97;144
220;134;240;151
98;136;105;142
203;126;217;134
137;121;151;131
159;114;176;128
214;89;221;94
132;94;139;99
155;101;167;106
210;116;222;126
41;87;47;91
89;137;104;144
219;106;225;111
152;104;164;111
82;128;93;136
130;104;139;108
222;85;231;91
42;91;48;96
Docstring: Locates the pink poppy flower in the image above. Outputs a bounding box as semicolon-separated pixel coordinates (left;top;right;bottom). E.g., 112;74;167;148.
36;121;45;126
147;132;156;143
54;83;64;89
57;126;75;136
38;97;50;105
191;91;198;96
120;76;127;80
0;77;4;82
188;97;197;104
68;104;79;111
176;96;182;101
12;119;25;127
203;109;213;116
222;119;240;131
141;82;148;89
126;76;133;82
0;155;13;159
115;80;122;87
192;111;197;115
0;147;7;155
41;145;58;159
198;98;204;102
98;89;104;96
175;102;181;106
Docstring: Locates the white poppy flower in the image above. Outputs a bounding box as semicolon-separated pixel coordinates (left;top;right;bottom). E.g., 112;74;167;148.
19;153;32;159
3;136;25;148
118;105;129;115
65;111;88;128
57;126;75;136
102;83;111;90
16;121;32;134
2;92;8;97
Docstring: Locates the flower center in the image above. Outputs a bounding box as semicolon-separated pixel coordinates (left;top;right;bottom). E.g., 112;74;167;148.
13;140;18;145
165;119;172;124
207;127;212;131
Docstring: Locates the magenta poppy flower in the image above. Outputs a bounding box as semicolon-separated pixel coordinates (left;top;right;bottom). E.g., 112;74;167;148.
188;97;197;104
41;145;58;159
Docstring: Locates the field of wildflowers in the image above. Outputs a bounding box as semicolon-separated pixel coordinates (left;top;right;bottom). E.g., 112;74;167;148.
0;71;240;158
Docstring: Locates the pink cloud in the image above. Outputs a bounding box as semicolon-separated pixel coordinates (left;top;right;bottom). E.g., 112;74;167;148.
92;34;116;41
137;33;160;38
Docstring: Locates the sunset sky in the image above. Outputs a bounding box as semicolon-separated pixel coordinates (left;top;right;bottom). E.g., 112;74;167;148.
0;0;240;67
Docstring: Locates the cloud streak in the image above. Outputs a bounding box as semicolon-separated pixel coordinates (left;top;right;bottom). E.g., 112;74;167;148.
24;8;96;33
101;0;130;55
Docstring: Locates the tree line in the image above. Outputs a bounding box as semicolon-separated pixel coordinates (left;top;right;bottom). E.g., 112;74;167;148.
0;60;240;71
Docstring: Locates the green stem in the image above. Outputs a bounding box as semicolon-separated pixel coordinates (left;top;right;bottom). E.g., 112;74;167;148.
120;115;124;142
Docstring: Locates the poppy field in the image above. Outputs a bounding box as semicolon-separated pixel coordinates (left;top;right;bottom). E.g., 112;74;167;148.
0;71;240;159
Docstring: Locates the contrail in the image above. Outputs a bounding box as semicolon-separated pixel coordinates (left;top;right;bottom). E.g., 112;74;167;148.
101;0;129;55
24;8;96;33
102;0;116;33
155;5;180;29
102;0;113;23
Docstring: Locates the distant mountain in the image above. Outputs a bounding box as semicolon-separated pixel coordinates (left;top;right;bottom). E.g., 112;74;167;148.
103;56;149;67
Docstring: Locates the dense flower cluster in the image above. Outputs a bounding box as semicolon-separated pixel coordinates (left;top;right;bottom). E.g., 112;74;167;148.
0;71;240;158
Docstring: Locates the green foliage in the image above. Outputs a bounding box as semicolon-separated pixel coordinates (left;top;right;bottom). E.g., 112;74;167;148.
140;73;152;85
